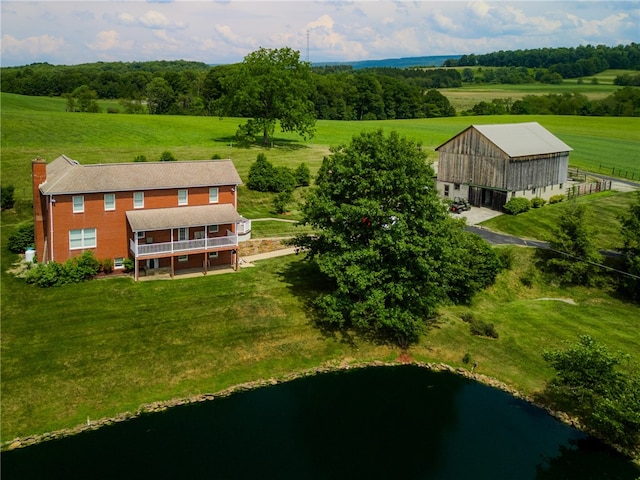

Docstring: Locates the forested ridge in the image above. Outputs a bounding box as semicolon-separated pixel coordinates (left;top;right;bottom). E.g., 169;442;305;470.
1;44;639;119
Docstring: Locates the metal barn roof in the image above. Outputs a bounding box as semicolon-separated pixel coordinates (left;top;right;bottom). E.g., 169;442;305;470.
471;122;572;157
436;122;572;158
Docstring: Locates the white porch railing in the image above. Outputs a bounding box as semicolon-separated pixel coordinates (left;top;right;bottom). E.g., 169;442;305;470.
130;233;238;257
238;217;252;235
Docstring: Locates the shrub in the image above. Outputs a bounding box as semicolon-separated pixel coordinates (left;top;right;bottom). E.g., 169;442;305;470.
503;197;531;215
247;154;275;192
211;153;223;160
470;319;499;339
531;197;546;208
123;258;135;272
460;312;474;323
102;258;114;274
462;352;472;364
8;223;34;253
160;151;176;161
271;167;296;193
496;248;515;270
273;190;294;214
519;267;538;287
1;184;16;210
295;163;311;187
106;107;119;114
24;251;101;287
549;194;565;204
247;154;296;193
133;155;147;162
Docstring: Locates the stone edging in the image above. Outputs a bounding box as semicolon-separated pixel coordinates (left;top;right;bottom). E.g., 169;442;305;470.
0;360;585;452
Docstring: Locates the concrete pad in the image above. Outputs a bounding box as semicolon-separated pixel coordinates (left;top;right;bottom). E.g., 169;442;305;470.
451;206;503;225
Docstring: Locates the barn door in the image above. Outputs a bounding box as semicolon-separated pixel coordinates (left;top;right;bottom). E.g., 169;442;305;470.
469;187;482;207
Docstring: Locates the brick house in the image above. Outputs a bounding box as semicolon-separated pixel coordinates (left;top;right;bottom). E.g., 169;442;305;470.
32;155;251;280
436;122;572;210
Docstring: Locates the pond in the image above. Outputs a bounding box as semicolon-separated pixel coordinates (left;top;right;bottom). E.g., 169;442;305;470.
2;366;638;479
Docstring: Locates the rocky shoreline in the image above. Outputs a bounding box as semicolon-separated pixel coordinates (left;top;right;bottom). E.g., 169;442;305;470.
1;360;584;452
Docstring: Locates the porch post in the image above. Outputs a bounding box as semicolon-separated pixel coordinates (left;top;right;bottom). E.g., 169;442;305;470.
203;253;208;275
170;255;175;279
135;259;139;282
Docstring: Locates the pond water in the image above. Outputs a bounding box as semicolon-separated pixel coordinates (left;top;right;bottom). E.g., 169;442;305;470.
2;366;638;479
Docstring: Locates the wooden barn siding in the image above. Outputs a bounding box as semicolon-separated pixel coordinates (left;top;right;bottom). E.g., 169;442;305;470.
437;129;569;191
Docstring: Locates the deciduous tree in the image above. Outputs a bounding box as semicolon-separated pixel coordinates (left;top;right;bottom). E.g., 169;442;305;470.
292;129;501;347
221;47;316;145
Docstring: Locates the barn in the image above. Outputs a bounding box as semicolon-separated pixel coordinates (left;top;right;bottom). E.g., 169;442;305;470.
435;122;572;210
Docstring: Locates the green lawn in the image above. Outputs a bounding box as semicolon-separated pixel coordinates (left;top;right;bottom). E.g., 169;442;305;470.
2;92;640;447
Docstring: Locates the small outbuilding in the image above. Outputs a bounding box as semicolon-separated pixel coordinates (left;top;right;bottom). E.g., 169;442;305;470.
436;122;572;210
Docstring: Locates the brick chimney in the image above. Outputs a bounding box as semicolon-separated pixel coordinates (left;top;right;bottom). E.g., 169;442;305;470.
32;158;48;262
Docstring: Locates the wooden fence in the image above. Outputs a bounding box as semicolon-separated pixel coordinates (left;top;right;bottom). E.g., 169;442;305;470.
567;180;612;198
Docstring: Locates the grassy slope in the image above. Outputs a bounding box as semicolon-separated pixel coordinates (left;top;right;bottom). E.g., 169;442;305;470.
481;190;638;251
2;92;640;443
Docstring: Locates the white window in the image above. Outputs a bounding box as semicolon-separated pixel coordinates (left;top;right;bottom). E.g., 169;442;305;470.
443;185;450;197
208;251;219;259
133;192;144;209
114;257;124;269
72;195;84;213
178;255;188;262
178;228;187;241
69;228;96;249
178;189;188;206
104;193;115;211
137;231;145;239
209;187;219;204
208;225;219;233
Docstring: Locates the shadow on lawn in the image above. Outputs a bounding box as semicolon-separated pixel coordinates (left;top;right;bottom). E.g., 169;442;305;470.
275;257;442;348
276;258;358;346
212;135;310;151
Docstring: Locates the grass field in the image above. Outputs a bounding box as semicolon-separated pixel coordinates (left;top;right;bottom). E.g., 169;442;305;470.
1;91;640;447
2;92;639;208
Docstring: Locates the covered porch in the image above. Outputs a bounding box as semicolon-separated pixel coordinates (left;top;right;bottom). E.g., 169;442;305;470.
126;203;244;281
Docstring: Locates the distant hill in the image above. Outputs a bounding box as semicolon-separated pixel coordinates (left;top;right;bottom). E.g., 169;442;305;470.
314;55;462;69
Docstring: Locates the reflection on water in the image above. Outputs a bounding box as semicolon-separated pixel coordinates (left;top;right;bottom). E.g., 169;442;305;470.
2;366;638;479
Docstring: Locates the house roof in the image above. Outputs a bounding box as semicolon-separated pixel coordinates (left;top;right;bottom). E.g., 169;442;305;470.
437;122;573;158
39;155;242;195
126;203;243;231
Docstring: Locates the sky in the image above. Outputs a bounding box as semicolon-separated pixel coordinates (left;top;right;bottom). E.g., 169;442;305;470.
1;1;639;67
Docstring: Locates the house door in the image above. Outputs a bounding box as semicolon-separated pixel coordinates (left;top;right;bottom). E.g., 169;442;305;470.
146;258;159;269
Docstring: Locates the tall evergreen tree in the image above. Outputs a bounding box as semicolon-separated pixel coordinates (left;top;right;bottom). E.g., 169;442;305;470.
547;200;602;285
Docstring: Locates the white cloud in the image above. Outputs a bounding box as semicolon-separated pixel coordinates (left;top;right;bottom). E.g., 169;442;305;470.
140;10;170;29
87;30;133;51
0;1;638;66
1;33;66;57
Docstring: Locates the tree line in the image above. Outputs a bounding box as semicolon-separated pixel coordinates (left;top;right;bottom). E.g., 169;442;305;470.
464;88;640;117
444;43;640;78
2;43;639;122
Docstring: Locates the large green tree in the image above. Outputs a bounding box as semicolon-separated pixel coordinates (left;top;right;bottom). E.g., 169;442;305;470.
292;130;501;347
543;335;640;453
618;191;640;301
547;200;602;285
220;47;316;145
